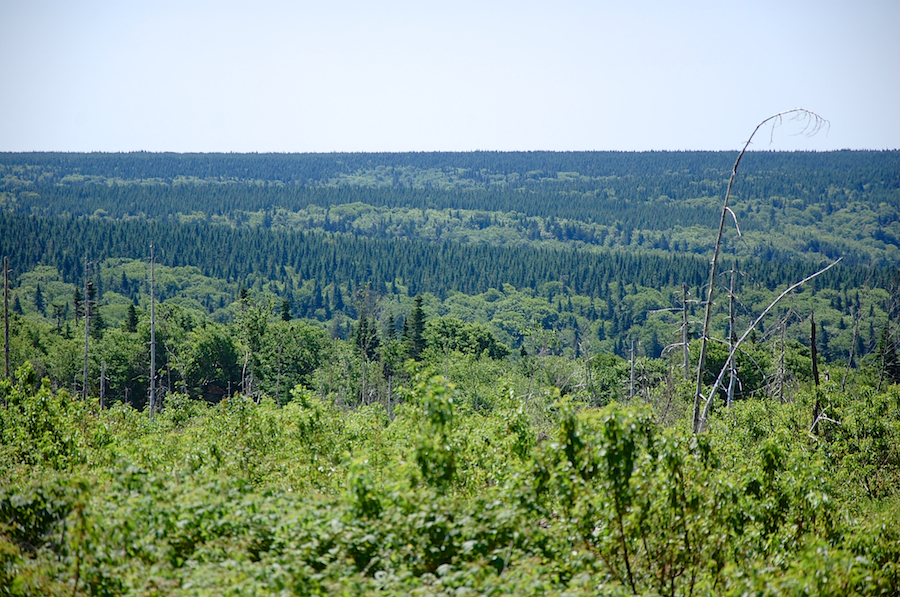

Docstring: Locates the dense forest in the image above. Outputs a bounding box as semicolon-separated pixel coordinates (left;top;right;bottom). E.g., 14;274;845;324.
1;150;899;595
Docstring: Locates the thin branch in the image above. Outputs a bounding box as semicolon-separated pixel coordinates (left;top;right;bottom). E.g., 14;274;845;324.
697;258;841;432
724;207;742;237
810;410;841;434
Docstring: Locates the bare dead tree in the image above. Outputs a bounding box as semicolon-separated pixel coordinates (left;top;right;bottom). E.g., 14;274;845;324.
629;339;635;400
82;256;91;400
811;312;820;387
149;245;157;419
775;315;788;403
682;283;690;380
3;256;9;382
654;288;701;384
841;288;866;391
100;361;106;409
726;267;737;409
810;312;822;434
692;109;828;433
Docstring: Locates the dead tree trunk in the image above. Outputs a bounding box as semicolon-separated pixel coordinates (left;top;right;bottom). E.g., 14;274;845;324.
811;312;820;387
149;245;157;419
629;339;635;400
100;361;106;409
810;312;822;433
3;256;9;382
726;268;737;408
682;283;690;381
841;294;863;391
697;260;839;432
82;256;90;400
692;109;827;433
777;318;787;403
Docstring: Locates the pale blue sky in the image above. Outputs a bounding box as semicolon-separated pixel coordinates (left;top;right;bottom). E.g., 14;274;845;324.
2;0;898;152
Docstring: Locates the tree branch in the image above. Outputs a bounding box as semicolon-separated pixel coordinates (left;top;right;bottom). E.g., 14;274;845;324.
697;258;841;432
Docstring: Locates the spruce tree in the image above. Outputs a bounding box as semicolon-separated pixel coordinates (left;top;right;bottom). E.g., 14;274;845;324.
51;303;65;334
406;295;427;360
354;309;379;361
124;304;139;333
73;287;83;323
385;313;396;341
34;284;45;315
87;281;104;340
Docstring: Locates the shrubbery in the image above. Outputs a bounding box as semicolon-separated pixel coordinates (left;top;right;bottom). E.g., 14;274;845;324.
2;363;899;595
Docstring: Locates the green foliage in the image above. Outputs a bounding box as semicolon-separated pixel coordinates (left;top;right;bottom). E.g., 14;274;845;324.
0;365;81;473
403;295;427;361
424;317;510;360
813;383;900;501
1;150;900;593
0;371;899;594
184;324;241;400
875;323;900;385
412;375;457;492
354;307;380;362
691;337;772;402
258;320;329;403
587;352;630;405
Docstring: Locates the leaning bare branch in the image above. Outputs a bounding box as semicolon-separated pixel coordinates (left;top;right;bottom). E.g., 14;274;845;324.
696;258;842;432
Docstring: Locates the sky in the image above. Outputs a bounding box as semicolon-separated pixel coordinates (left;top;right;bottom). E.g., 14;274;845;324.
1;0;898;153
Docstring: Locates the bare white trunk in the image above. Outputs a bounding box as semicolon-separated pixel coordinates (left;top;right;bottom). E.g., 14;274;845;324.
82;256;90;400
149;245;157;419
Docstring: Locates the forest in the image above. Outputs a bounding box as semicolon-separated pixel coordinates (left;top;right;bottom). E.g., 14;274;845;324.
1;149;899;595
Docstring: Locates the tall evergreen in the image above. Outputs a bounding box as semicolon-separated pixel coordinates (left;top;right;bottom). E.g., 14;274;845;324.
405;295;427;360
333;285;345;312
124;304;139;333
34;284;45;315
73;288;84;323
87;280;104;340
385;313;397;342
354;308;379;362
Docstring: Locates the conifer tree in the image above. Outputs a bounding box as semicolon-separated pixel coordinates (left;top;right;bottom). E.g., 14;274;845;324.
34;284;45;315
405;295;427;360
333;285;345;312
51;303;65;334
385;313;396;341
87;280;104;340
124;304;139;333
354;309;379;362
73;287;83;323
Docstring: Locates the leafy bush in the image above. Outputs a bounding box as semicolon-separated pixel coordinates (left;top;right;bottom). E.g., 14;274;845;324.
1;364;899;594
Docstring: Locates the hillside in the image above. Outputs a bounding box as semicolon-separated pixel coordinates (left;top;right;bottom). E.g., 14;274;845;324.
1;151;898;395
2;150;900;595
